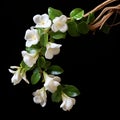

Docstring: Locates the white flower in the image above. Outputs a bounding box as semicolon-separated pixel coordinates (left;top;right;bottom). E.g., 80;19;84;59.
43;72;61;93
8;66;29;85
45;42;62;59
24;28;40;47
33;14;51;28
60;93;76;111
51;15;68;32
21;50;39;67
32;87;47;107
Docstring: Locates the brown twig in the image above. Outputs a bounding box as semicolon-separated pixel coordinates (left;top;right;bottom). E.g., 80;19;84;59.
91;4;120;24
109;21;120;27
89;11;114;31
67;0;120;31
83;0;120;31
84;0;117;17
89;4;120;31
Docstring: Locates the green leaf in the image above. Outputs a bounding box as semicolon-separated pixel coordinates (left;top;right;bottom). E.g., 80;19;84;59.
37;56;46;69
51;85;62;102
40;33;48;47
44;61;51;69
78;21;89;34
31;68;41;85
36;28;44;36
67;20;80;37
25;44;40;53
70;8;84;20
47;65;64;75
48;7;63;20
63;85;80;97
40;47;46;56
20;61;30;71
87;13;95;24
101;24;110;34
50;31;66;40
37;57;51;70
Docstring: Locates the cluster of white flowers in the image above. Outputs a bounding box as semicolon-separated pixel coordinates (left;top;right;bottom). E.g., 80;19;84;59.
9;13;76;111
33;71;76;111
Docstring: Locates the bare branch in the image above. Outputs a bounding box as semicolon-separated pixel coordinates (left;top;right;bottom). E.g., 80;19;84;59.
89;11;114;31
91;4;120;24
84;0;117;17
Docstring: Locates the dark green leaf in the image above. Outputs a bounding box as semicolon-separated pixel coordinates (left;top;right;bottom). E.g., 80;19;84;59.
63;85;80;97
31;68;41;85
25;45;40;53
78;21;89;34
87;13;95;24
44;61;51;69
47;65;64;75
51;85;62;102
40;33;48;47
37;56;46;69
50;31;66;40
70;8;84;20
101;24;110;34
36;28;44;36
26;47;35;53
40;47;46;56
48;7;63;20
67;20;80;37
20;61;30;71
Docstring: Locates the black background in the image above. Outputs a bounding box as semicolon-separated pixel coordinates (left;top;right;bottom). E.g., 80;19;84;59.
1;0;119;118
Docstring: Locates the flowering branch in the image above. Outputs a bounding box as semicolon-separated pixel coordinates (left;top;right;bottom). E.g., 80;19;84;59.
8;0;119;111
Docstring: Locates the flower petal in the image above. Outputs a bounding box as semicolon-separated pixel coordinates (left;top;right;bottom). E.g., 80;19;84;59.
11;70;22;85
21;50;38;67
24;29;40;47
33;88;47;107
59;24;68;32
33;14;51;28
51;15;68;32
60;93;76;111
22;73;29;84
45;42;62;59
33;14;41;24
43;72;61;93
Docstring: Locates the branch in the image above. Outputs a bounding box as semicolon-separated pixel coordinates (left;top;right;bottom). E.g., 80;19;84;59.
82;0;120;31
89;4;120;31
91;4;120;24
84;0;117;17
89;11;114;31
